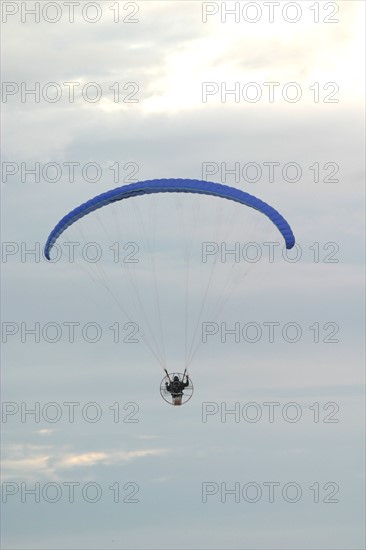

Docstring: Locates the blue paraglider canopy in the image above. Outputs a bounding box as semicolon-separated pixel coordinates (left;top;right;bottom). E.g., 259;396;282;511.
44;178;295;259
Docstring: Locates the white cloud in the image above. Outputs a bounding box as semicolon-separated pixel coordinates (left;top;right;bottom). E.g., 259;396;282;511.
1;444;171;481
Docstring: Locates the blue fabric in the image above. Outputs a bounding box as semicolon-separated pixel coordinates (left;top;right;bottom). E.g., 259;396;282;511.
44;178;295;259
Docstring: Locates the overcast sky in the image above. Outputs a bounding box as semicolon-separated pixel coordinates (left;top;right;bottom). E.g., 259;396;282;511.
1;1;365;549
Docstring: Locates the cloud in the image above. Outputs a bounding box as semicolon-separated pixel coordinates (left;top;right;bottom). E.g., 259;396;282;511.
58;448;169;467
36;428;54;436
1;444;171;481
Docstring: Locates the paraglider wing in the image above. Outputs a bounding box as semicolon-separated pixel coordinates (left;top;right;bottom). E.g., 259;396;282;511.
44;178;295;260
